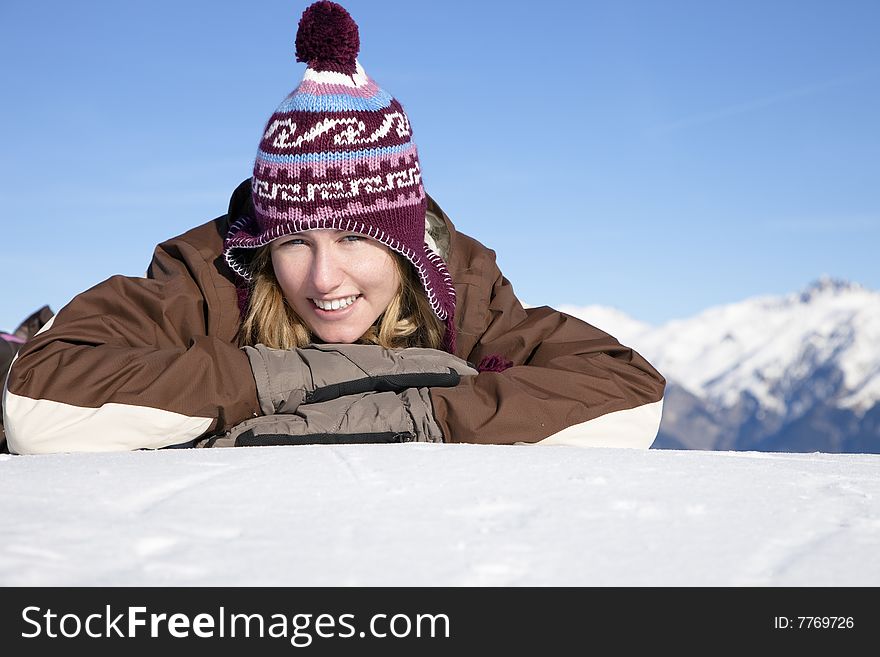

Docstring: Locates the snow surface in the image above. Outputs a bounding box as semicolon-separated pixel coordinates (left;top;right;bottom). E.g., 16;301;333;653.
2;444;878;586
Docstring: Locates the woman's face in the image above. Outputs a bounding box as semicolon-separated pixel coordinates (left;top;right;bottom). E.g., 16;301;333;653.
270;229;401;344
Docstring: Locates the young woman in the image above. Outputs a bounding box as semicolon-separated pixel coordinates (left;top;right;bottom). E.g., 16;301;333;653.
2;2;665;454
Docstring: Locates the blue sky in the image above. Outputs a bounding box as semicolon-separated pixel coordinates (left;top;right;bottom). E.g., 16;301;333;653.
1;0;878;330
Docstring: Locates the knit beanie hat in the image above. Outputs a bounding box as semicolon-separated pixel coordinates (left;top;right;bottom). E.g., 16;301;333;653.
224;1;457;353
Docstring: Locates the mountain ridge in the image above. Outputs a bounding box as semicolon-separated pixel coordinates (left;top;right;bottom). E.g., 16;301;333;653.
557;277;880;452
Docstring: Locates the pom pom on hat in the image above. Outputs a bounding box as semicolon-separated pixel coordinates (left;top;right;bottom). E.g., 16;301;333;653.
295;1;360;74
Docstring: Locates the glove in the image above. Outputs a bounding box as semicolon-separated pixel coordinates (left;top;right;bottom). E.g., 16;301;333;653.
243;343;477;415
204;388;444;447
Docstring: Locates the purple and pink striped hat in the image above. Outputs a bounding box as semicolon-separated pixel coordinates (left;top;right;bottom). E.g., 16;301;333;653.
224;1;456;352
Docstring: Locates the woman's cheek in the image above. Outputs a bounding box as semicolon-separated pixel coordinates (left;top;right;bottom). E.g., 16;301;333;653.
272;255;305;295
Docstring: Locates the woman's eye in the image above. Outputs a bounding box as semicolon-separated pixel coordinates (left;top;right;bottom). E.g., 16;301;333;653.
283;238;306;247
342;235;363;242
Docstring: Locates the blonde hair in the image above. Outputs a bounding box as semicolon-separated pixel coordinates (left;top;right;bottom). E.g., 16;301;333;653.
238;243;445;350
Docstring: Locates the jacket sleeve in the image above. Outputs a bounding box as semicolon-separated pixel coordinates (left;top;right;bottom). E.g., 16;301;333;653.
2;226;260;454
430;248;666;448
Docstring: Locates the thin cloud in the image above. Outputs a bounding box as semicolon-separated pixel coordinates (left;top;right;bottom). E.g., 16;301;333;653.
653;70;878;134
765;215;880;234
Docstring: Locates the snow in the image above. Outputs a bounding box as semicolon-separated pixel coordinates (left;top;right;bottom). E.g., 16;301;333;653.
561;279;880;415
2;444;878;586
556;304;653;344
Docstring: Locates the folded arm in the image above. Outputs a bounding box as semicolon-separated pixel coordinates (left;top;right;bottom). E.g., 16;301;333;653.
431;255;666;447
3;233;260;454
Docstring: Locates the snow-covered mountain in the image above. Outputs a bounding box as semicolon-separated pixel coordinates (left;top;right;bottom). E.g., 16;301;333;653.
559;277;880;453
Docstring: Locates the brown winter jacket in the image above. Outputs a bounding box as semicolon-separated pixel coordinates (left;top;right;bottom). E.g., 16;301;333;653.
2;181;665;453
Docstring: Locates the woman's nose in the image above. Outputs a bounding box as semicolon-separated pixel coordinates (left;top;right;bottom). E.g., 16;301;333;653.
308;246;346;293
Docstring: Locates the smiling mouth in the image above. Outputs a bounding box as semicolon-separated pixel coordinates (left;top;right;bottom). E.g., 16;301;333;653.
310;294;361;311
